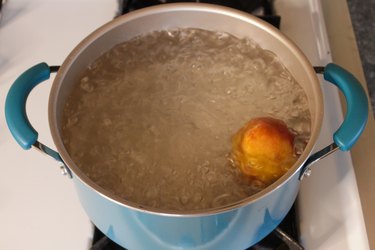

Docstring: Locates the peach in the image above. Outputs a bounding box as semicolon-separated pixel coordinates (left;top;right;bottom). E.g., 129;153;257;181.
231;117;296;185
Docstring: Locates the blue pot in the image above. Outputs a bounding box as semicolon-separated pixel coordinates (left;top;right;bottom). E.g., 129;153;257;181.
73;166;300;249
5;4;368;249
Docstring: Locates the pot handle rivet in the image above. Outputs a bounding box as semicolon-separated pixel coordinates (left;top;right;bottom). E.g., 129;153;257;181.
60;165;70;176
302;168;312;178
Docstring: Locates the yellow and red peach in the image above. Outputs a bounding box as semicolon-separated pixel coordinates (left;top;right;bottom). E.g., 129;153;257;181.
231;117;296;185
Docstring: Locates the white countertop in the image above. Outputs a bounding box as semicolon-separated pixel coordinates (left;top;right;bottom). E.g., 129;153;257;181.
275;1;369;249
0;1;117;249
321;1;375;248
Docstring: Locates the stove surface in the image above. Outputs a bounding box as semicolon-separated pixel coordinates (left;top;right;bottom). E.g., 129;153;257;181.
0;0;369;249
91;207;301;250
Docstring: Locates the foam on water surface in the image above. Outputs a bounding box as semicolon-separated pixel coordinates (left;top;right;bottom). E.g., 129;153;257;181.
62;28;310;210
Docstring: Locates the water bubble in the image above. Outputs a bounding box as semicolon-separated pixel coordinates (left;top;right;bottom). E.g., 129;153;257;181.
103;118;112;126
179;195;189;205
66;116;78;128
80;77;94;92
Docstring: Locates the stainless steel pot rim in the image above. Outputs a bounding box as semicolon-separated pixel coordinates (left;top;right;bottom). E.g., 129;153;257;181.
48;3;323;217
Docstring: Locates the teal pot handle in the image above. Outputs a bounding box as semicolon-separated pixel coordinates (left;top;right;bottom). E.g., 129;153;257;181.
324;63;368;151
300;63;369;179
5;63;71;177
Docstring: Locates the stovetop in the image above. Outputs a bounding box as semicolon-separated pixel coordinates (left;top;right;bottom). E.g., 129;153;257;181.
91;207;301;250
120;0;281;28
0;0;369;249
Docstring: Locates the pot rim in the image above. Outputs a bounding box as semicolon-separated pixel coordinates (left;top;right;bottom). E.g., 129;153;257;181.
49;3;323;217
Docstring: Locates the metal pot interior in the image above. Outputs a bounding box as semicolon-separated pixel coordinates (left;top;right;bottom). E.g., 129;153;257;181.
48;3;323;215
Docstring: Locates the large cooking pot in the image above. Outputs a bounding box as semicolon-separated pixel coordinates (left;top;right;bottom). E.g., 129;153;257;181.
5;3;368;249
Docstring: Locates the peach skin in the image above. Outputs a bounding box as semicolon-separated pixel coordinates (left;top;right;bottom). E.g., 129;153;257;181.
231;117;296;186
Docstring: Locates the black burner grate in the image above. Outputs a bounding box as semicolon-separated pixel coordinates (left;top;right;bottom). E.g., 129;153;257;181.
119;0;281;28
90;206;303;250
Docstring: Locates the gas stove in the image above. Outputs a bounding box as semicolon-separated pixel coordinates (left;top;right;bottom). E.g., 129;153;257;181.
91;207;301;250
119;0;281;28
0;0;369;249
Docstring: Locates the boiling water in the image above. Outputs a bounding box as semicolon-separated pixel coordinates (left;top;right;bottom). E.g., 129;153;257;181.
62;28;311;211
